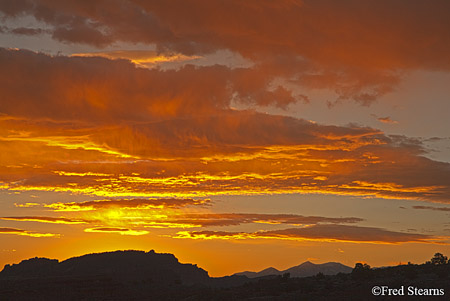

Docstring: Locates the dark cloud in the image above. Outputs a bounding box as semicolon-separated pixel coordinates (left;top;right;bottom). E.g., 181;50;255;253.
3;0;448;69
0;227;26;233
150;213;363;227
176;224;442;244
45;198;211;211
0;227;58;237
2;1;450;104
0;48;302;119
0;0;34;17
259;225;436;243
52;21;113;47
10;27;45;35
0;48;229;121
412;206;450;212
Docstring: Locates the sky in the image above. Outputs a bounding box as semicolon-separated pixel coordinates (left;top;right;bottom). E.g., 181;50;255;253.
0;0;450;277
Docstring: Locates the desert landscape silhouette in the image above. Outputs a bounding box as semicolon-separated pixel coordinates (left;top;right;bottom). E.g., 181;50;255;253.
1;250;449;300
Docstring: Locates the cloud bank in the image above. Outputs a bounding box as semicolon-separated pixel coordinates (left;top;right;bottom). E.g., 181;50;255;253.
2;1;450;104
174;224;445;245
0;48;449;203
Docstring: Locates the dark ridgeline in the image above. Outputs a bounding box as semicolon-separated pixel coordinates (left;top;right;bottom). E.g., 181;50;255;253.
0;250;248;300
1;250;450;300
1;250;209;285
235;261;352;278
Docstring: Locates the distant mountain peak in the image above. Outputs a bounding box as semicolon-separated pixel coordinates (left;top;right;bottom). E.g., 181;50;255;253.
261;267;280;272
235;260;352;278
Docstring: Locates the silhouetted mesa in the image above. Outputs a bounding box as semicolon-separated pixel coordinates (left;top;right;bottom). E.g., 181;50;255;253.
0;250;209;285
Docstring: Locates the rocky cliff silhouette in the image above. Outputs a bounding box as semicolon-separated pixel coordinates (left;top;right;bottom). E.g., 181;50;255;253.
1;250;209;286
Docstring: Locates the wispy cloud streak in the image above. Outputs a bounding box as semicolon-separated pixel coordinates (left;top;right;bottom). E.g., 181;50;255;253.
173;225;446;245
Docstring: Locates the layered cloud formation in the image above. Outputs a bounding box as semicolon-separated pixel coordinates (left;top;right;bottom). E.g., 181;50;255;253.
174;225;443;244
2;0;450;105
1;1;449;256
1;48;449;203
173;224;444;245
3;199;446;243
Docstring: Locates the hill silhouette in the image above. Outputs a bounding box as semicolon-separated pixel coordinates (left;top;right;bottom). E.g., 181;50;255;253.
235;261;352;278
1;250;450;300
0;250;250;300
1;250;209;285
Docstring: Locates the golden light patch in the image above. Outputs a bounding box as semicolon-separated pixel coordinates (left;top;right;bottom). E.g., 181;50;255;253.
14;202;40;208
84;227;149;236
71;50;201;68
0;135;138;159
53;171;114;177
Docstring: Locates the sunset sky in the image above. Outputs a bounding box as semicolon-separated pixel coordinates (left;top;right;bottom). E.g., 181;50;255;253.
0;0;450;277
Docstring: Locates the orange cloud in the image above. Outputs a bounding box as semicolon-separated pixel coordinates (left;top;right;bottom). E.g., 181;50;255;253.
6;202;363;232
372;115;398;124
0;227;59;238
0;49;449;203
0;48;302;119
0;216;89;224
378;117;398;124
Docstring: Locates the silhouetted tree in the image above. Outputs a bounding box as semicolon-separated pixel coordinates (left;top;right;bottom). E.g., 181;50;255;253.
351;263;373;281
353;263;371;271
315;272;325;280
430;253;448;265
